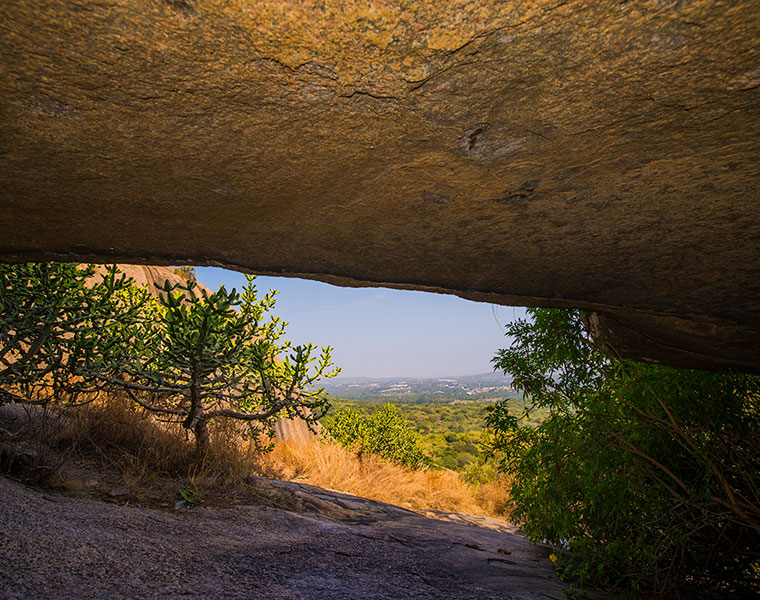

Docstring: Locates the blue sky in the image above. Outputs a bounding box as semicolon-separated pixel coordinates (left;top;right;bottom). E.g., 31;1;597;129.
195;267;526;379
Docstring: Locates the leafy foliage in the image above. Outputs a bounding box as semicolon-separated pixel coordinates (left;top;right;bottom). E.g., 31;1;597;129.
96;276;339;450
0;263;144;404
179;486;198;506
325;404;430;469
326;399;497;471
1;263;339;453
488;308;760;596
173;266;196;282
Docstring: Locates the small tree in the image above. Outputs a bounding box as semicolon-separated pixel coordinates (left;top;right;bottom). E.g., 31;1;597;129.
325;404;430;469
173;266;196;282
97;276;339;452
0;263;145;404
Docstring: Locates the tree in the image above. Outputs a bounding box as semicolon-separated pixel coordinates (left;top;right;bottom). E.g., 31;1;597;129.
97;276;339;452
173;266;196;282
487;308;760;596
0;263;145;404
325;404;430;469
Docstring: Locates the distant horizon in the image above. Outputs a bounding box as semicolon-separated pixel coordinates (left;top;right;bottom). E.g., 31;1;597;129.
325;371;511;382
194;267;526;379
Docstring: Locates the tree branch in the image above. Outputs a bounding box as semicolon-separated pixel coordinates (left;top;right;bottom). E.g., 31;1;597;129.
123;388;186;417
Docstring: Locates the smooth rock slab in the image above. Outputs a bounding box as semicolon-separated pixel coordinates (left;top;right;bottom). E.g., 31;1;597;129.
0;476;603;600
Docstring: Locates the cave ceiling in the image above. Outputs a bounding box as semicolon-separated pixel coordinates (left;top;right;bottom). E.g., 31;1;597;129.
1;1;759;371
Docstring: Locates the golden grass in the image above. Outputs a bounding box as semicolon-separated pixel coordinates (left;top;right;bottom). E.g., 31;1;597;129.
471;479;513;517
5;395;512;518
58;396;265;497
260;439;497;515
67;397;197;475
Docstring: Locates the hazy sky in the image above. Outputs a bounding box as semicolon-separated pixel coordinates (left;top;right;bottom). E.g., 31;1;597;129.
195;267;526;379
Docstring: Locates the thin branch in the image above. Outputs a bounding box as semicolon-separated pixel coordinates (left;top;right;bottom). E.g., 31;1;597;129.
123;388;186;417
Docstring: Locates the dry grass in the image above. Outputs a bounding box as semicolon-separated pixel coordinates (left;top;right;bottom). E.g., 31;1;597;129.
2;395;513;519
260;439;501;516
0;395;282;508
62;396;266;490
471;479;513;517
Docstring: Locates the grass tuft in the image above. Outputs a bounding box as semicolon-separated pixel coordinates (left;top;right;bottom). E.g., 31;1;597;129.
64;396;260;483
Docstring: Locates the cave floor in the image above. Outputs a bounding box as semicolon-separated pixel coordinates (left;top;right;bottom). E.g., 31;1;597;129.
0;475;615;600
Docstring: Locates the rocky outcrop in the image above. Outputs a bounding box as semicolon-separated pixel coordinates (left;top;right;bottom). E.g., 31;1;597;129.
1;1;758;371
273;416;320;445
0;475;613;599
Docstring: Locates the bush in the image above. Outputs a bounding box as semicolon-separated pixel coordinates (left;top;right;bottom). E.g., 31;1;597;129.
488;308;760;596
324;404;430;469
1;263;339;454
0;263;144;404
173;266;196;281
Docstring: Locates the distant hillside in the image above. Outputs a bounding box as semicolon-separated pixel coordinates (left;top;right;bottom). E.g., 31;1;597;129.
321;372;518;403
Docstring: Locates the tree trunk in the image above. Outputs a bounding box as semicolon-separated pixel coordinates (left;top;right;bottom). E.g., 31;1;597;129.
193;418;210;454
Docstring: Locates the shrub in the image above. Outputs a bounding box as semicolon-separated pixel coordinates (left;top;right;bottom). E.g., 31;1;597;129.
95;275;339;452
0;263;144;404
488;308;760;596
325;404;430;469
173;266;196;281
1;263;339;454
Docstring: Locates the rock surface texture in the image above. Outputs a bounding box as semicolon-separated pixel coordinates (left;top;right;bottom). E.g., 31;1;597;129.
1;1;758;370
0;476;613;600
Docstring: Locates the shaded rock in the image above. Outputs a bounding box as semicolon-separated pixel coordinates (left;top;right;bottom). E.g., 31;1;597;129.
1;1;758;371
0;475;614;599
108;486;130;497
588;311;760;373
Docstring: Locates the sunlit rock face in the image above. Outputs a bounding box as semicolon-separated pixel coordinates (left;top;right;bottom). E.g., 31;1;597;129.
1;1;758;372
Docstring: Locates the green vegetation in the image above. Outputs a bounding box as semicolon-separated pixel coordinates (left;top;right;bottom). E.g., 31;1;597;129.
179;485;198;506
487;308;760;597
325;397;545;473
325;400;485;471
13;262;758;597
329;389;519;404
97;276;339;451
0;264;339;452
0;263;143;404
173;266;196;281
324;404;430;469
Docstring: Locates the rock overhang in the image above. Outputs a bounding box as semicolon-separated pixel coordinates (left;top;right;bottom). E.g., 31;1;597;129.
0;0;758;372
